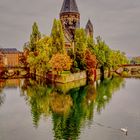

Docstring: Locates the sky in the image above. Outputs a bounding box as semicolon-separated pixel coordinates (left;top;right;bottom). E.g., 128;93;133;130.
0;0;140;56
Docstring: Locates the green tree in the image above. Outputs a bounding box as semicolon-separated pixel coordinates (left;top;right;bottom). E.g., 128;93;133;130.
74;28;87;70
51;19;65;54
131;56;140;64
74;28;87;52
87;36;95;53
108;50;128;69
27;36;51;75
92;36;111;78
29;22;41;51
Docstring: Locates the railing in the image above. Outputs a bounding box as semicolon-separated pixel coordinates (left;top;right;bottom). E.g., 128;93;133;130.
121;64;140;67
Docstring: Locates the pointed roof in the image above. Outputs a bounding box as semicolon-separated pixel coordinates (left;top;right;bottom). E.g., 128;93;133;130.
60;0;79;14
86;19;93;31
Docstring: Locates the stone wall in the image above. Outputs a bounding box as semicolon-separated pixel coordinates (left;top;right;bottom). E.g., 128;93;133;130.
47;71;86;83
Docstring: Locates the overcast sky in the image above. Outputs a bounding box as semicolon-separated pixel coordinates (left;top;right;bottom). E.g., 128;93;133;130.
0;0;140;56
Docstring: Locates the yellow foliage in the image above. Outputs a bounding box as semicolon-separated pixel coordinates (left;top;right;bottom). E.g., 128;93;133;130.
50;92;73;115
49;53;73;72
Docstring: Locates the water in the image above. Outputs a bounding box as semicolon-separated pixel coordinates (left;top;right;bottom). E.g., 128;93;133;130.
0;77;140;140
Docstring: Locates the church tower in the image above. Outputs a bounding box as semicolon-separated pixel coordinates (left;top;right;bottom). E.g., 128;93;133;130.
85;19;94;38
60;0;80;48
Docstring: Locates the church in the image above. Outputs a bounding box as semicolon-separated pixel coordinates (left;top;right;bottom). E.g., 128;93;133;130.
59;0;94;50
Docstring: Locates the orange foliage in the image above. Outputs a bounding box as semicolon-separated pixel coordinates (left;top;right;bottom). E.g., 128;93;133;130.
49;53;72;72
85;49;97;70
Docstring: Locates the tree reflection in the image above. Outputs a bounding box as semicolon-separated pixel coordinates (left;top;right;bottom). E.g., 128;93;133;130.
0;80;6;107
52;85;96;140
96;76;125;113
0;79;21;108
0;93;5;107
21;79;53;127
21;76;125;139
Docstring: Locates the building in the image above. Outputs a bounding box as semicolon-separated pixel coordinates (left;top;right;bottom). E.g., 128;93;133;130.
0;48;21;67
0;52;3;67
85;19;94;38
60;0;94;49
0;52;4;74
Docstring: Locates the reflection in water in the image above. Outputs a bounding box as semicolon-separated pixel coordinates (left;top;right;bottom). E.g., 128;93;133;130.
0;79;20;107
96;77;125;113
0;91;5;107
20;76;125;139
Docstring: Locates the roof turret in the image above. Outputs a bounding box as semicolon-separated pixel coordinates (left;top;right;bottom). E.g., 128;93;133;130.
60;0;79;14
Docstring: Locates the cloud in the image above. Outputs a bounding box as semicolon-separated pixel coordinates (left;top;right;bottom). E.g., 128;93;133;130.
0;0;140;56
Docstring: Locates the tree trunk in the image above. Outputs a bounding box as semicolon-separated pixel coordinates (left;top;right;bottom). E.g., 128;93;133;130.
100;66;104;81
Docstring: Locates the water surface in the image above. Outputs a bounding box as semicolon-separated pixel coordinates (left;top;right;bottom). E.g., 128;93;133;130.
0;77;140;140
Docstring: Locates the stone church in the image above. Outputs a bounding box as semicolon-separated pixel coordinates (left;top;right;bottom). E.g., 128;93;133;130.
59;0;94;50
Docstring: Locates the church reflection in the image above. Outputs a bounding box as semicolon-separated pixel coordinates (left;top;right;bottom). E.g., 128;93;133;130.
21;76;125;140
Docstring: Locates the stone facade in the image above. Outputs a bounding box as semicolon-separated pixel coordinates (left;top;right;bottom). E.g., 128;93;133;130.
60;0;80;49
0;48;21;67
60;0;94;49
85;19;94;38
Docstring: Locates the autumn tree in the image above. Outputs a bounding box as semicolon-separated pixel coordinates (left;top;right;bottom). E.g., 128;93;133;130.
74;28;87;70
131;56;140;64
87;36;95;53
27;36;51;74
49;53;72;73
51;19;65;54
19;44;30;69
109;50;128;69
29;22;41;51
90;36;111;78
0;55;4;75
85;49;97;70
74;28;87;52
85;49;97;80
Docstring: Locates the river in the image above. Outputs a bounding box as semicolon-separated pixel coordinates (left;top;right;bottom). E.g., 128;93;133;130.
0;76;140;140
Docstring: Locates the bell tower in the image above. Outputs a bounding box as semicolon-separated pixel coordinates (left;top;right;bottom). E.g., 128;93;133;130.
60;0;80;40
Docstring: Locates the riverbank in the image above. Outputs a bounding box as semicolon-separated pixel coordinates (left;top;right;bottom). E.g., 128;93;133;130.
30;69;110;84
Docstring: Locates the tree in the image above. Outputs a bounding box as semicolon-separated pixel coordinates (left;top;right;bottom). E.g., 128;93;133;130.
29;22;41;51
74;28;87;52
85;49;97;70
74;28;87;70
87;36;95;53
49;53;72;73
91;36;129;80
27;36;51;74
90;36;111;76
51;19;65;54
106;50;128;70
85;49;97;80
131;56;140;64
0;54;4;75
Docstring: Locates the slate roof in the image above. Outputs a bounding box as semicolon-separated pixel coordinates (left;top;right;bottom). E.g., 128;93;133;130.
0;48;20;54
60;0;79;14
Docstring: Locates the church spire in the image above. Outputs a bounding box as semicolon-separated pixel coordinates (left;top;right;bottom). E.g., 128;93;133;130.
60;0;79;14
85;19;94;38
60;0;80;41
